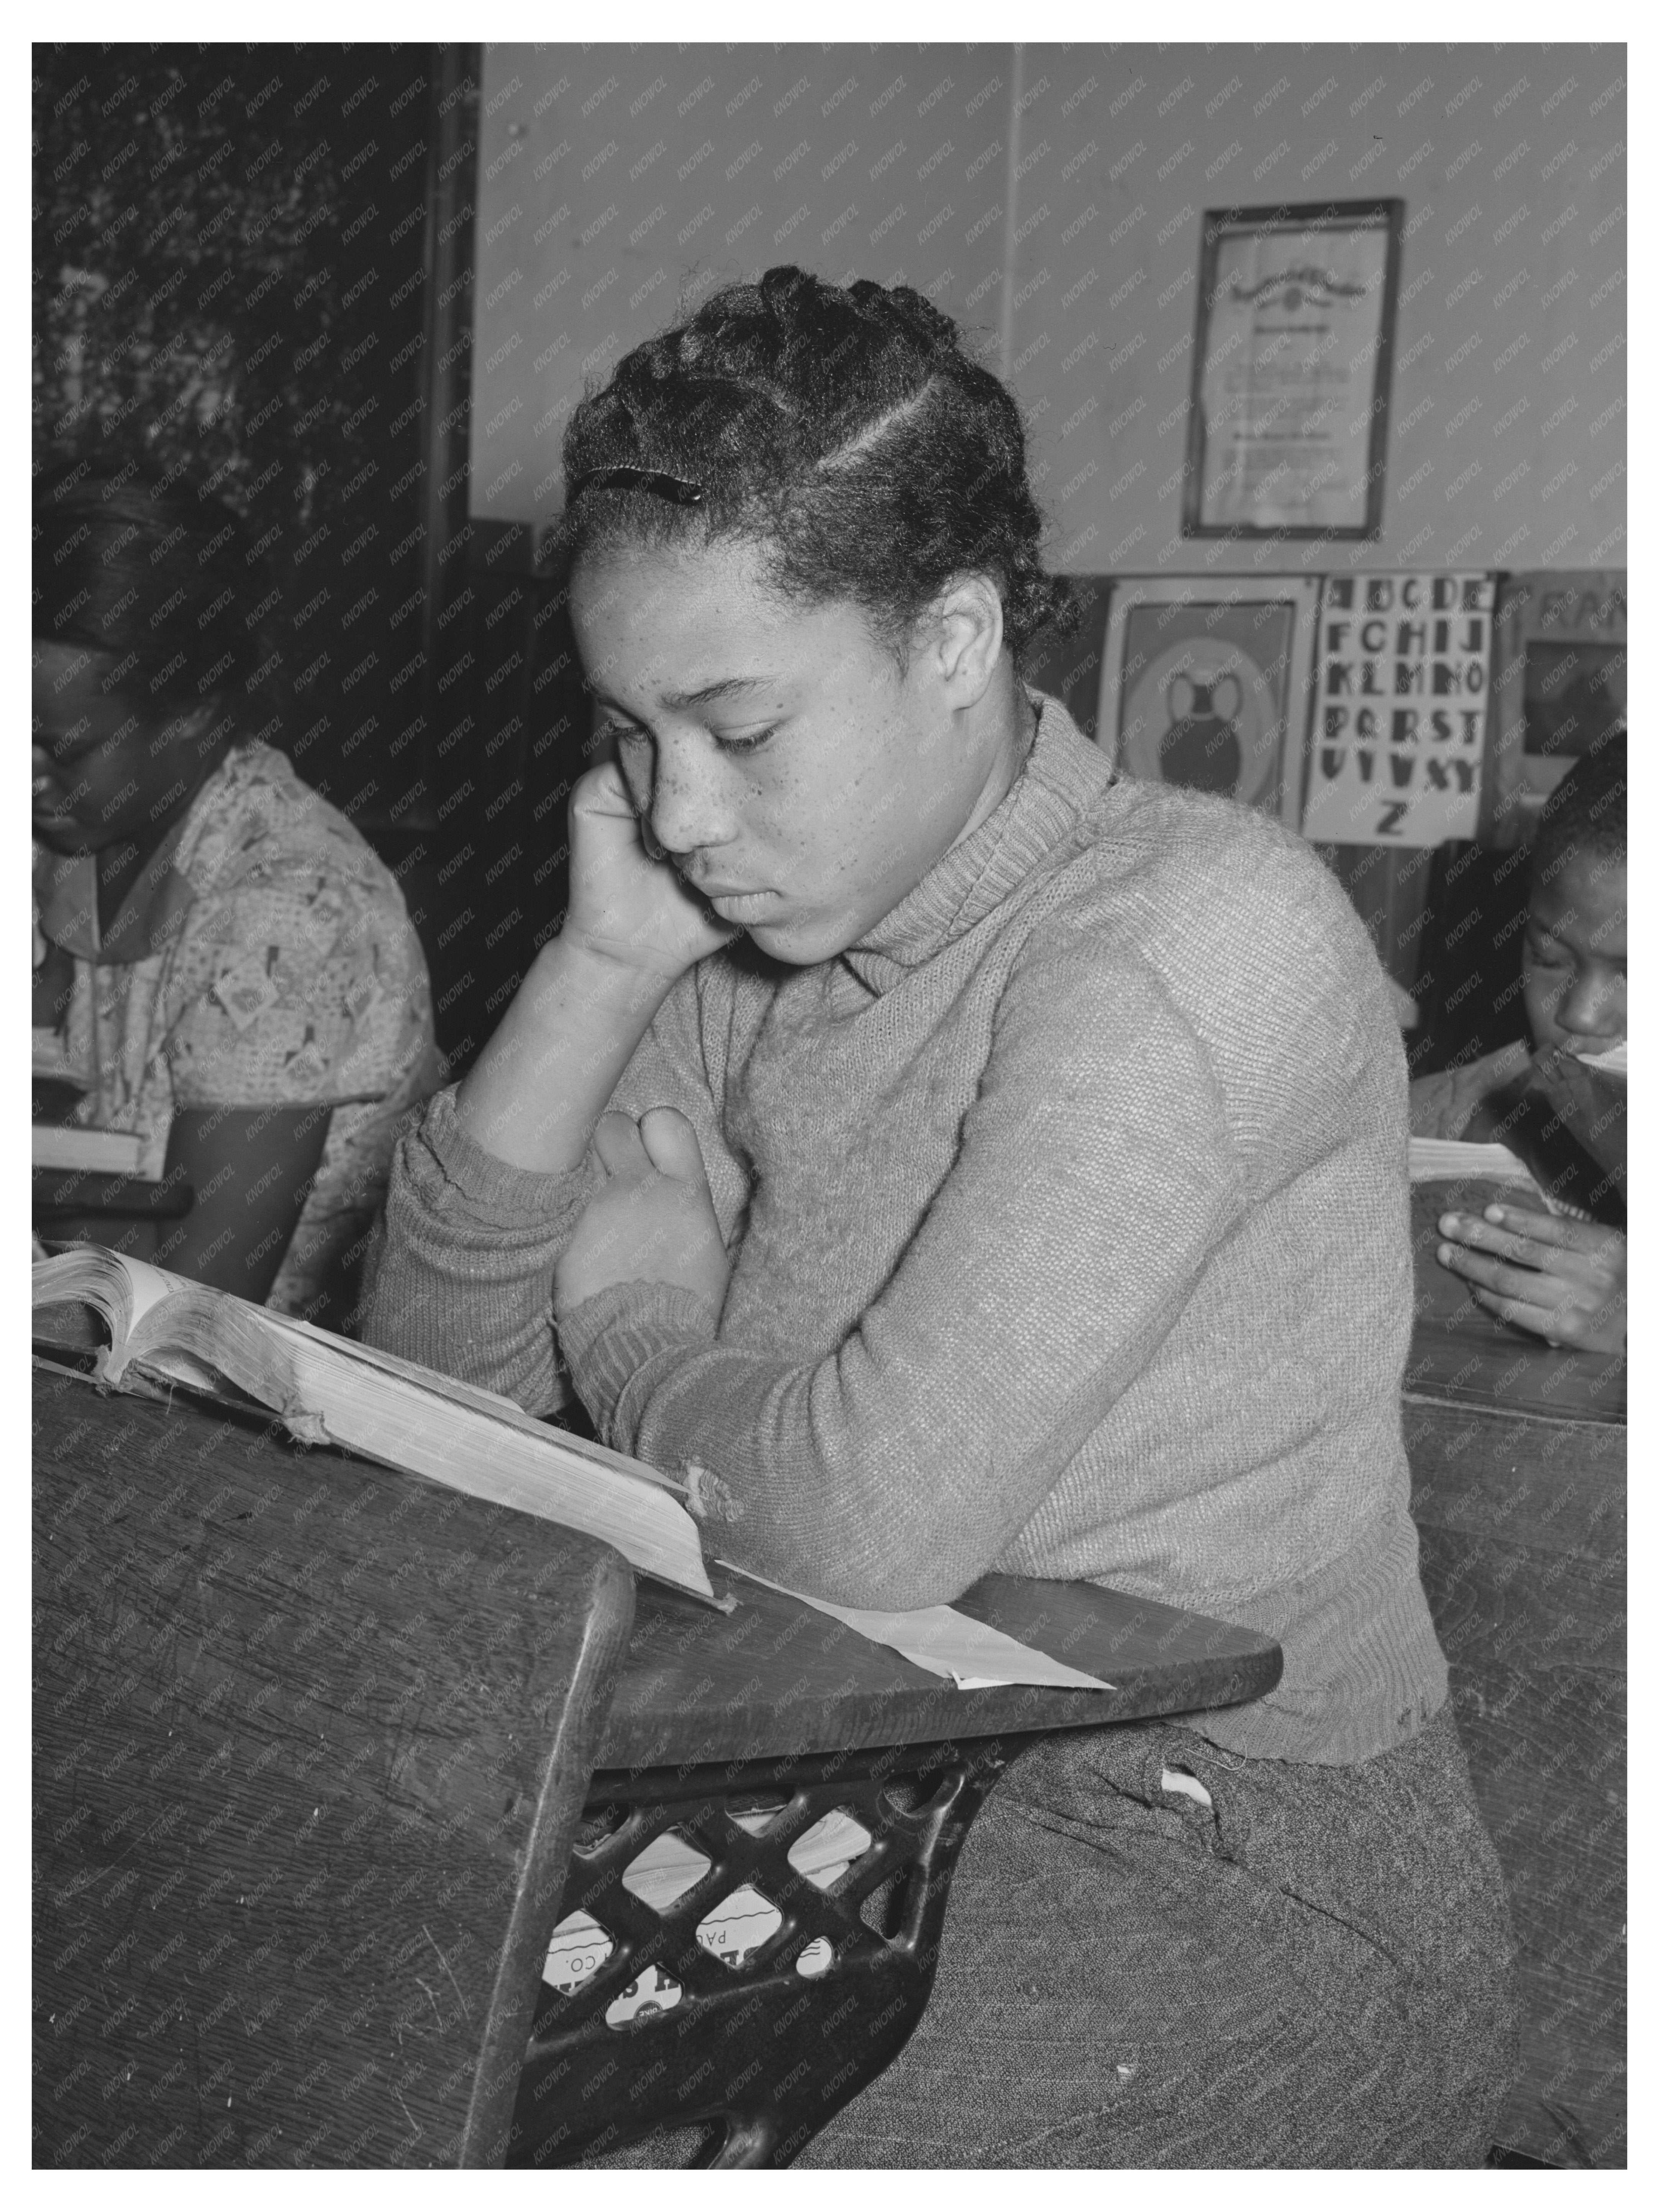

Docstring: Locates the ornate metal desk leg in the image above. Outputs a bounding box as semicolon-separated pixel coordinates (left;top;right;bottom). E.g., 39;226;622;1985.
508;1736;1012;2169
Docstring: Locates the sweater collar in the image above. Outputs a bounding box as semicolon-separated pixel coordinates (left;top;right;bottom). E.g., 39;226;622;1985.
839;692;1115;994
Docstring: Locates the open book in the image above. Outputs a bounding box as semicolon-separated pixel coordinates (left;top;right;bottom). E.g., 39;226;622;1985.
1409;1110;1618;1229
32;1247;717;1605
33;1250;1116;1691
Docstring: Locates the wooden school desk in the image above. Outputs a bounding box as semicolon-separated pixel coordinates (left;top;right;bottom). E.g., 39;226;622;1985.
1402;1184;1626;2169
33;1369;1281;2170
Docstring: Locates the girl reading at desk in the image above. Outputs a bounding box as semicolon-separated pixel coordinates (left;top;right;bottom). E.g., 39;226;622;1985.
1411;730;1627;1356
366;267;1517;2168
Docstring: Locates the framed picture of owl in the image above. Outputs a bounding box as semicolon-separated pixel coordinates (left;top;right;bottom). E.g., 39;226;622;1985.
1093;576;1321;831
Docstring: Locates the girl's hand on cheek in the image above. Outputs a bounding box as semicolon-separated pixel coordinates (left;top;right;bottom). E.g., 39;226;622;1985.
1434;1203;1627;1354
563;762;736;981
555;1107;732;1317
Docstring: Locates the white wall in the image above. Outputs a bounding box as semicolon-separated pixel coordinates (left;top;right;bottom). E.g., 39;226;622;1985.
469;41;1626;576
1011;44;1625;575
468;43;1006;514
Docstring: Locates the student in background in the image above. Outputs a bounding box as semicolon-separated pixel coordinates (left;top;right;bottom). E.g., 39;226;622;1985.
33;462;441;1324
1411;732;1626;1354
366;268;1517;2168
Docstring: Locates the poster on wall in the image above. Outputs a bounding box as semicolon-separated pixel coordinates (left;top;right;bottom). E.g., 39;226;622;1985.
1485;572;1627;846
1184;200;1402;540
1094;577;1319;829
1300;574;1496;847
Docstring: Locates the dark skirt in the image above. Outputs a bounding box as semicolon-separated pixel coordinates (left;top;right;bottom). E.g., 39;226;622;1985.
797;1703;1520;2169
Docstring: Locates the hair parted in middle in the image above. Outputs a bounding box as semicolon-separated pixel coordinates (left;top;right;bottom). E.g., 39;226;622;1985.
557;264;1076;667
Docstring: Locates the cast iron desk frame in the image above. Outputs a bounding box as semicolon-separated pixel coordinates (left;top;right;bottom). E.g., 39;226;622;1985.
516;1568;1280;2168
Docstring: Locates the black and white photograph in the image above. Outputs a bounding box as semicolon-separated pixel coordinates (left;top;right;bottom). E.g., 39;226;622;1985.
30;5;1630;2178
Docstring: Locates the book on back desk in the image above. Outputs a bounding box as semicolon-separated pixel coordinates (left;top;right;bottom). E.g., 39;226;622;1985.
1410;1047;1628;1233
32;1124;148;1176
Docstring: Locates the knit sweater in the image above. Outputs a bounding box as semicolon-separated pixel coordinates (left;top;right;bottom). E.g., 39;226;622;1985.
365;698;1448;1765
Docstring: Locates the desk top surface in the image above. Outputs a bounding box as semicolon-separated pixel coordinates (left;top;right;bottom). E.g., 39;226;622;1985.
598;1564;1280;1772
33;1364;1282;1773
1405;1180;1626;1425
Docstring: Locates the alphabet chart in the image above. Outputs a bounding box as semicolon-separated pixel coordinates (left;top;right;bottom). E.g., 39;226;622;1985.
1300;572;1495;845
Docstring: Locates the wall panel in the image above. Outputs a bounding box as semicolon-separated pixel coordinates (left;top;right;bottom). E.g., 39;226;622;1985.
469;40;1625;576
470;44;1011;521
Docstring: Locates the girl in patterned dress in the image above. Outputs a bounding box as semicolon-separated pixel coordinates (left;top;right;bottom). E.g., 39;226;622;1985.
34;462;440;1323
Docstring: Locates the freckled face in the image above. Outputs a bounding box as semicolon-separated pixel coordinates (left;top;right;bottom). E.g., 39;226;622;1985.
1524;847;1627;1055
570;536;1017;966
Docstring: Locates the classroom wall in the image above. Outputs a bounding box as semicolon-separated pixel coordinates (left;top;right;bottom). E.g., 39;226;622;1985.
1010;44;1626;575
467;43;1008;510
469;41;1626;574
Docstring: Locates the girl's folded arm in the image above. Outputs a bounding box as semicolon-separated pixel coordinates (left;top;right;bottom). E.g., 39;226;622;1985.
561;948;1248;1606
362;970;742;1412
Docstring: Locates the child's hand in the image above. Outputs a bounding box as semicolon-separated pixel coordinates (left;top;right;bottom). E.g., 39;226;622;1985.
556;1107;731;1318
1434;1201;1626;1354
563;762;736;983
1528;1043;1628;1179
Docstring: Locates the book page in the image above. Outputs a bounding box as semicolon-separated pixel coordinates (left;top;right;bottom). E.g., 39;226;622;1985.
252;1307;686;1493
114;1253;191;1338
1408;1139;1539;1186
727;1568;1113;1692
118;1282;715;1602
1571;1040;1627;1076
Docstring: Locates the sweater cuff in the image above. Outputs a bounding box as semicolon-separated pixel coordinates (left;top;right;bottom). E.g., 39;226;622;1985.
558;1280;720;1438
416;1082;589;1227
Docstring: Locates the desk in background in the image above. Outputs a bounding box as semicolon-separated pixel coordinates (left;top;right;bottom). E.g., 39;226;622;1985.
1403;1193;1626;2169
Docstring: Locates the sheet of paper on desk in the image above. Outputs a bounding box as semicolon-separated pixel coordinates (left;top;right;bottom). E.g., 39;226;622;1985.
727;1569;1112;1690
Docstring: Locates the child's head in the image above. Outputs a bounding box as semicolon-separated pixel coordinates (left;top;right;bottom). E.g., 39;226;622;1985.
557;267;1069;964
33;461;259;853
1524;727;1626;1057
558;264;1068;668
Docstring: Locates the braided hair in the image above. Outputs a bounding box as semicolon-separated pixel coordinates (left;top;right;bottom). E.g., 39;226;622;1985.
558;265;1074;667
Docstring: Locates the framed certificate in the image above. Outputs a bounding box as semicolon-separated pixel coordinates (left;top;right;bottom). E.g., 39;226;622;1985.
1182;199;1404;541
